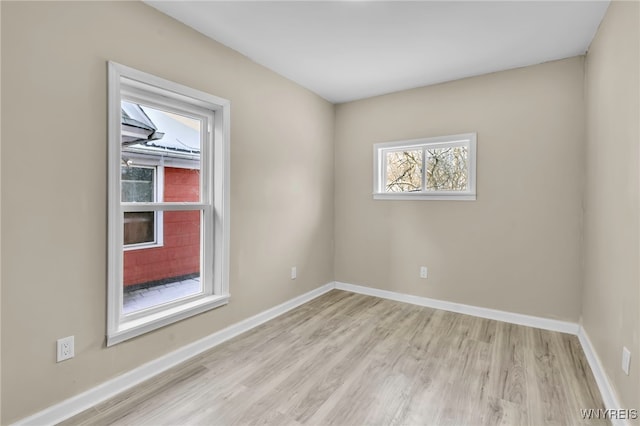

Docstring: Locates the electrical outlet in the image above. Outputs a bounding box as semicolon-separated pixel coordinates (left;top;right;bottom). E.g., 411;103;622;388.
291;266;297;280
57;336;75;363
420;266;428;279
622;346;631;375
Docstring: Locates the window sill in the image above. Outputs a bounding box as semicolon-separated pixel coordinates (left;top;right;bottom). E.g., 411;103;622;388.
107;294;229;346
373;193;476;201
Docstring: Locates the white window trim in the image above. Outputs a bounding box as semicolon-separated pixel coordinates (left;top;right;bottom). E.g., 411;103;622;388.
373;133;477;201
107;62;230;346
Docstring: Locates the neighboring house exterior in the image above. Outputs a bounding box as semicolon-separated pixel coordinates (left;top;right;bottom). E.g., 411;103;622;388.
121;102;201;288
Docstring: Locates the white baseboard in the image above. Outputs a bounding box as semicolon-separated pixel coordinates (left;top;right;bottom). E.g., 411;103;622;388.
578;326;628;426
16;281;623;426
14;282;335;426
334;281;579;334
335;281;628;424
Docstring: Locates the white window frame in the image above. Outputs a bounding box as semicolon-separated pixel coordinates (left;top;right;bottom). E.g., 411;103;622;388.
121;164;164;250
107;62;230;346
373;133;477;201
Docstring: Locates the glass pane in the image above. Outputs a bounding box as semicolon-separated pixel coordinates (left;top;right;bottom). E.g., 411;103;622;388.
425;146;468;191
123;210;202;314
121;167;154;202
164;167;200;202
385;149;423;192
121;101;201;202
124;212;155;245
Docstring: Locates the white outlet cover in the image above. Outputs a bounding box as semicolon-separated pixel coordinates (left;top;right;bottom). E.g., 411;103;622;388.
57;336;75;363
420;266;428;279
622;346;631;375
291;266;297;280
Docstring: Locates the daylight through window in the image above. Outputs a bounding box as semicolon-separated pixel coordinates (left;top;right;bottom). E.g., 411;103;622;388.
373;133;476;200
108;62;230;345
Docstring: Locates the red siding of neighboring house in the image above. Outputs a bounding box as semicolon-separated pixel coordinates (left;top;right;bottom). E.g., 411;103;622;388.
123;167;200;287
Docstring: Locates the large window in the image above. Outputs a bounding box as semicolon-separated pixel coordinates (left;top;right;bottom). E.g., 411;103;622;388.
373;133;477;200
108;62;230;345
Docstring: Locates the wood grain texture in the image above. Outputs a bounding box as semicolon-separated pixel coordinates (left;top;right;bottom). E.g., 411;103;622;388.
61;290;607;425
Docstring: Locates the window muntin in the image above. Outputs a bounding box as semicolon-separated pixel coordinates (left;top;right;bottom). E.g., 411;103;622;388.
108;62;230;346
373;133;476;200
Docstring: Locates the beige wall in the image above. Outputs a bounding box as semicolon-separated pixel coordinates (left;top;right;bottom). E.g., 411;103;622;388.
334;57;585;321
1;0;637;422
0;1;334;422
583;0;640;410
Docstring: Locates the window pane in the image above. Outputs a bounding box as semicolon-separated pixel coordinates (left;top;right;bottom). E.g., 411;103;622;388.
121;167;154;202
164;167;200;202
124;212;155;245
121;101;201;202
123;210;202;314
425;146;468;191
385;150;423;192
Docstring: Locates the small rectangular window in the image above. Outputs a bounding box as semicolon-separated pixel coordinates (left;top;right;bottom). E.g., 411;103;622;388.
121;166;160;247
123;212;155;245
373;133;476;200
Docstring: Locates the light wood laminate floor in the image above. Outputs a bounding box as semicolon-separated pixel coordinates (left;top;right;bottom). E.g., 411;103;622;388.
63;290;607;425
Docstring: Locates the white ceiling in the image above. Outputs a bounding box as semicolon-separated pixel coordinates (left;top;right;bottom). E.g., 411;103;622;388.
145;1;610;104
